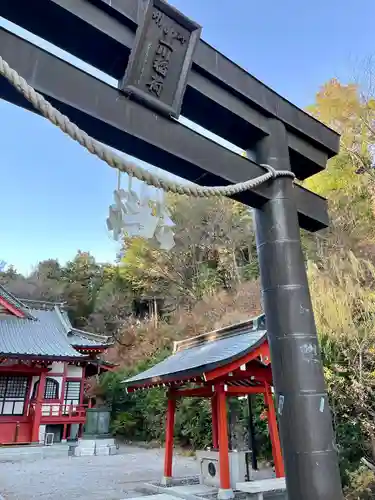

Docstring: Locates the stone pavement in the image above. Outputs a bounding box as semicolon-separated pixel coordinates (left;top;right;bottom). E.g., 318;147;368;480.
0;445;199;500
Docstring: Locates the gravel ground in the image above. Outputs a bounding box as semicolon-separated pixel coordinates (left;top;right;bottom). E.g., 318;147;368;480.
0;446;199;500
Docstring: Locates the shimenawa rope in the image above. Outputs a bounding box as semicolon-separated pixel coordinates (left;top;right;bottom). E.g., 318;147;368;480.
0;56;294;197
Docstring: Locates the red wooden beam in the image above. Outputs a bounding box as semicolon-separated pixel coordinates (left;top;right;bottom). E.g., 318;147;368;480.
217;385;231;492
31;371;47;443
220;364;273;385
226;386;265;395
0;365;49;374
173;387;214;398
211;394;219;449
229;373;271;384
204;342;270;382
126;376;204;392
98;364;116;372
164;396;176;480
0;296;25;318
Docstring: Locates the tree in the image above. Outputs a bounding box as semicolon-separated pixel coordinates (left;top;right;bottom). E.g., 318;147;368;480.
62;251;104;327
31;259;63;281
0;264;19;283
307;79;375;185
119;195;257;307
0;260;65;302
87;265;133;334
300;78;375;278
308;252;375;478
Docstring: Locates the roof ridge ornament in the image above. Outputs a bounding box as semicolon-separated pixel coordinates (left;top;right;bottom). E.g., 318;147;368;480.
174;313;266;353
54;304;72;334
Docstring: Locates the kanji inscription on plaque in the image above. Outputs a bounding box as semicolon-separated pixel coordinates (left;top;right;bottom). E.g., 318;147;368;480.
120;0;201;118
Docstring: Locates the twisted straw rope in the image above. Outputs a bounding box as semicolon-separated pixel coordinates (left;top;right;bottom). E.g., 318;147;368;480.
0;55;294;196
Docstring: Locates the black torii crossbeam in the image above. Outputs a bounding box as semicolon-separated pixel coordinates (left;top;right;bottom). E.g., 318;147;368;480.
0;1;343;499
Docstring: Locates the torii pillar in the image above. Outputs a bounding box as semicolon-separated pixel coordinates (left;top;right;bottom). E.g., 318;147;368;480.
253;119;343;499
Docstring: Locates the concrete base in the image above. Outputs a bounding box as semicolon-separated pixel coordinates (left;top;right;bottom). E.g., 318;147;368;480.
236;478;286;494
74;447;96;457
169;485;217;496
217;489;234;500
160;476;173;486
142;482;213;500
196;449;249;489
72;438;117;457
95;446;110;456
82;434;112;441
123;495;181;500
109;444;118;455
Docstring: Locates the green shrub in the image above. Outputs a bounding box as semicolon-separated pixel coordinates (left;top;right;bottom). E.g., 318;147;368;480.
111;411;137;436
344;466;375;499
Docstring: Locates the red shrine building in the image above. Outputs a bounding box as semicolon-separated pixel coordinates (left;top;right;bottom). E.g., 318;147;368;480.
0;285;111;445
124;314;284;498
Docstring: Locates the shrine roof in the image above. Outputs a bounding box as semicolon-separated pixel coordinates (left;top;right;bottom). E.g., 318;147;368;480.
0;285;110;359
0;308;83;359
68;328;111;348
124;314;267;388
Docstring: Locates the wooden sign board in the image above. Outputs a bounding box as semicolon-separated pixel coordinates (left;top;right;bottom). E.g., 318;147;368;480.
121;0;201;118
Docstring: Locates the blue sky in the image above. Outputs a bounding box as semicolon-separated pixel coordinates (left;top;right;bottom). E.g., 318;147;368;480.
1;0;375;275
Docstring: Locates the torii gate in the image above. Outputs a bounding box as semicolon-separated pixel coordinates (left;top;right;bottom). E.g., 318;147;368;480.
0;1;343;499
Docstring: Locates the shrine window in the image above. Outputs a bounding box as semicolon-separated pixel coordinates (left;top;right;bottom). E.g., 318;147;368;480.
0;375;29;415
32;377;59;400
64;381;81;406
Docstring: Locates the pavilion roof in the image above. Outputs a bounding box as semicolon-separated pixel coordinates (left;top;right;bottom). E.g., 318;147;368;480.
0;285;110;360
68;328;112;349
124;314;267;389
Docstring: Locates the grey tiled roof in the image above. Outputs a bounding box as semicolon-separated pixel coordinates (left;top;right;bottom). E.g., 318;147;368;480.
0;285;108;358
124;315;267;387
68;330;110;348
59;308;109;348
0;309;83;358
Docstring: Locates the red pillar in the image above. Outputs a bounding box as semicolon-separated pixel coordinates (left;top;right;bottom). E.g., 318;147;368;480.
31;371;47;443
80;367;85;405
62;424;67;441
264;384;285;477
211;394;219;449
163;396;176;481
217;386;232;495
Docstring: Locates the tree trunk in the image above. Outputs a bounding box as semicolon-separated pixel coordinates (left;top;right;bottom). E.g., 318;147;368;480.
232;247;241;284
370;434;375;463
